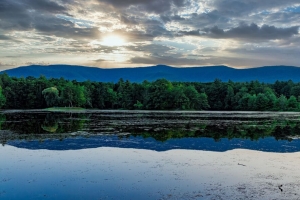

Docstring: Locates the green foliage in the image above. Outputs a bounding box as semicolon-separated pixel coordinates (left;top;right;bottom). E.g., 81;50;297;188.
274;95;288;111
42;87;59;107
198;93;210;110
224;86;234;110
134;100;144;109
287;96;298;111
0;86;6;108
61;82;86;107
256;93;270;111
2;72;300;111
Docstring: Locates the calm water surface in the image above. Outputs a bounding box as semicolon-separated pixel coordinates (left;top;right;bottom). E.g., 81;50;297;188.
1;110;300;199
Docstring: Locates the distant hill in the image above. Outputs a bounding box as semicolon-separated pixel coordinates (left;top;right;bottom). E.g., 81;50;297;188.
1;64;300;83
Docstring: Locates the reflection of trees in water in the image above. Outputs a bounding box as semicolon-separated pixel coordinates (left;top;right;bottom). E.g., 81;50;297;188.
0;112;91;145
131;119;300;142
41;113;89;133
42;114;59;133
0;114;6;130
0;113;89;134
1;113;300;143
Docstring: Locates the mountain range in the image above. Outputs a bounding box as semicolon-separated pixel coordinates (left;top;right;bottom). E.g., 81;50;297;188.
1;64;300;83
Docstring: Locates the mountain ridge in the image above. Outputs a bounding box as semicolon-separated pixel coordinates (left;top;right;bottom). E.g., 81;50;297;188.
1;64;300;83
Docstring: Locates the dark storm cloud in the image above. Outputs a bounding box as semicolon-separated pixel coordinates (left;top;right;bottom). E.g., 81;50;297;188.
24;0;67;13
0;0;33;31
162;11;229;29
120;15;139;25
0;0;99;40
181;23;299;40
0;35;12;40
98;0;189;13
161;14;185;22
34;15;100;39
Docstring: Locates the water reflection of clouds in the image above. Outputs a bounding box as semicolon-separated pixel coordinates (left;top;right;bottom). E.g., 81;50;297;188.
1;146;300;199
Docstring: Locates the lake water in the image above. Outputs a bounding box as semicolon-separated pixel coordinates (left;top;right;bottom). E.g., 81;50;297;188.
1;110;300;199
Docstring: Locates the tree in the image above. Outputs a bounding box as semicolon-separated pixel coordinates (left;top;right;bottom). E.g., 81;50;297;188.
224;86;235;110
61;82;86;107
184;85;200;109
238;94;251;110
233;87;248;110
247;94;257;111
42;87;59;107
118;80;134;109
148;79;174;110
61;82;75;107
291;86;300;100
256;93;269;111
0;86;6;108
171;85;189;110
106;88;117;108
287;95;298;111
134;100;144;109
206;79;226;110
91;82;107;109
198;93;210;110
264;89;277;110
75;85;86;107
274;95;287;111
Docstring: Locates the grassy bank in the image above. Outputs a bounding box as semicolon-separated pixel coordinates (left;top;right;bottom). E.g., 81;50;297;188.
44;107;86;112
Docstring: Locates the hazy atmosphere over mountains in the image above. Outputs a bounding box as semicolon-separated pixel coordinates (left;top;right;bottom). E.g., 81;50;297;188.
3;65;300;83
0;0;300;70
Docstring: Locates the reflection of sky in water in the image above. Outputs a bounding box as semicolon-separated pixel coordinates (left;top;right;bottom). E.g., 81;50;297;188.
1;145;300;200
0;146;212;200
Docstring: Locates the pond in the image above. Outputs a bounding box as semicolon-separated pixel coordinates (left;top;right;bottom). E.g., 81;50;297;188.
1;110;300;199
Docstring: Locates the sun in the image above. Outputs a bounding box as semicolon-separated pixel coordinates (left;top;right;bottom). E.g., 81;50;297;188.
101;35;125;47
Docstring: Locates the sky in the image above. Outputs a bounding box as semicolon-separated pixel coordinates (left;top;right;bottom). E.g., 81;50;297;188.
0;0;300;70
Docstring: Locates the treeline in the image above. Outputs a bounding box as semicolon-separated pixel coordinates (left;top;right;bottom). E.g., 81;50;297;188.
1;73;300;111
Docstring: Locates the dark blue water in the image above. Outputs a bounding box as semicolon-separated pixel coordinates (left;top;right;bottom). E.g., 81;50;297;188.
7;135;300;153
2;111;300;199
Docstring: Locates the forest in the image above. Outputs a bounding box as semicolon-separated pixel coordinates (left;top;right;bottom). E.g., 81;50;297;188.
0;73;300;111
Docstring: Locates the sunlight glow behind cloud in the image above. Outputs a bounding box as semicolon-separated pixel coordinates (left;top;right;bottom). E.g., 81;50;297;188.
101;35;126;47
0;0;299;69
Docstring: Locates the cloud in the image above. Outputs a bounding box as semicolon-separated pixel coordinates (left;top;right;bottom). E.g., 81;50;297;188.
107;18;173;42
25;61;50;66
0;35;12;40
0;62;16;70
24;0;67;13
208;0;300;16
163;10;229;29
126;44;174;53
0;0;100;40
34;16;100;39
1;0;300;69
0;0;33;31
130;55;201;66
180;23;299;41
93;58;107;63
98;0;189;13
